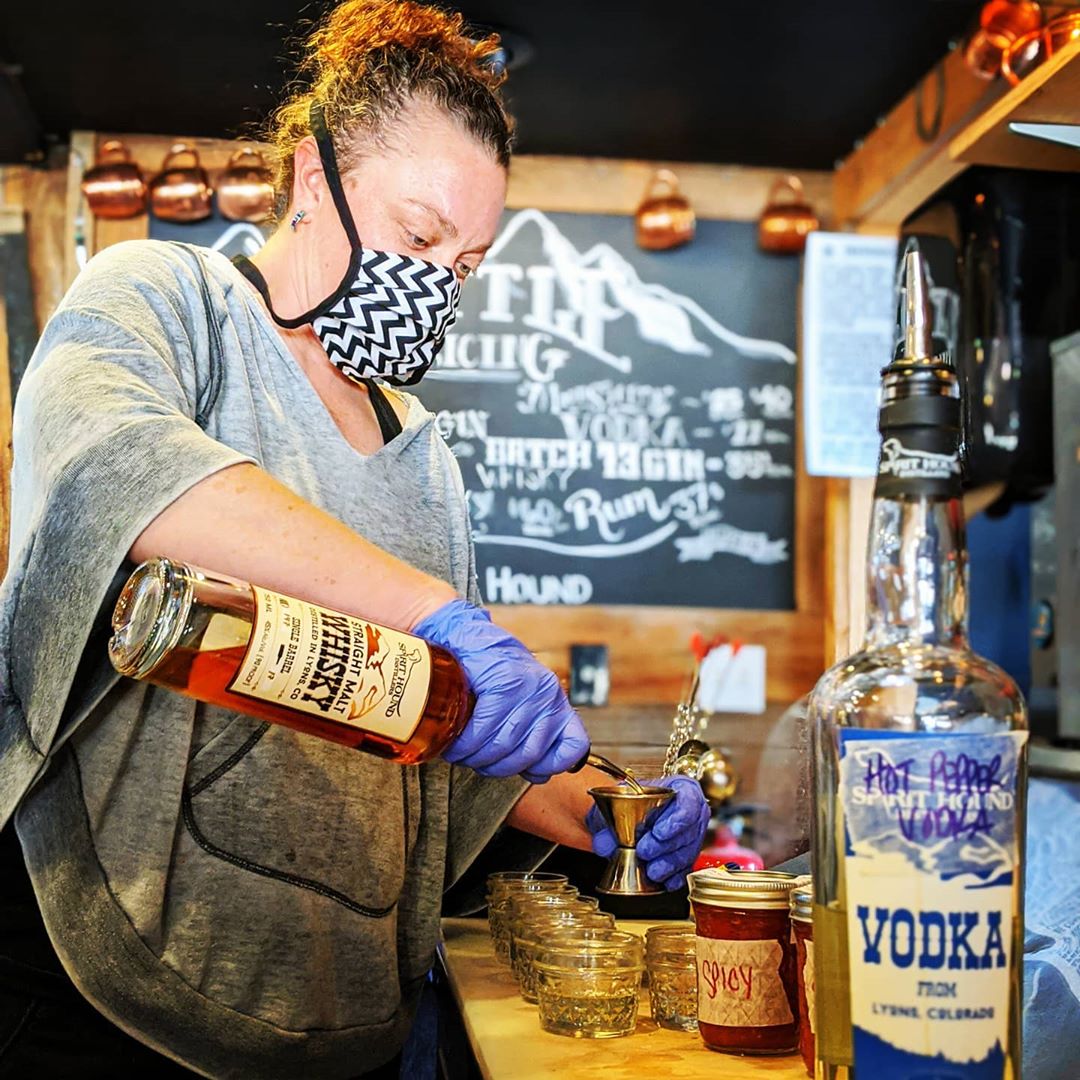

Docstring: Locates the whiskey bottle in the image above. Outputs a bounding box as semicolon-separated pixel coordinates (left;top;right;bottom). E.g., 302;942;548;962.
108;557;472;763
809;249;1027;1079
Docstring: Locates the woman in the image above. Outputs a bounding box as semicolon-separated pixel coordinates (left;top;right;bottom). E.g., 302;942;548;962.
0;2;708;1076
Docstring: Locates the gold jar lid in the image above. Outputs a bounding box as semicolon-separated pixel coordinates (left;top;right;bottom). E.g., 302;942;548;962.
688;867;799;910
789;875;813;923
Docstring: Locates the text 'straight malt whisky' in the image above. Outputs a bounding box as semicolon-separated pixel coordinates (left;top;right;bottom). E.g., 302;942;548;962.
109;558;471;762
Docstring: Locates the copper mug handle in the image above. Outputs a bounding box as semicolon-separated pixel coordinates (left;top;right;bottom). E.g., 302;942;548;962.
764;174;806;208
224;147;268;169
1000;27;1046;86
159;142;205;171
96;139;134;165
645;168;681;200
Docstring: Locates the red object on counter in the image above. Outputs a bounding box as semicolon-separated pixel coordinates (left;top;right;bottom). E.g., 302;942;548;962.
688;868;799;1055
693;825;764;872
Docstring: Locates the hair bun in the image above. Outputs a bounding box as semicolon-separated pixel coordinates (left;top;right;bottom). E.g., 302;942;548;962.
311;0;503;88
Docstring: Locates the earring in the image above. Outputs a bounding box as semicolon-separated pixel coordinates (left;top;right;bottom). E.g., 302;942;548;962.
290;209;307;231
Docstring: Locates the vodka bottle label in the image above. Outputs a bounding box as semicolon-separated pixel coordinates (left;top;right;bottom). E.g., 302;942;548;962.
838;729;1027;1075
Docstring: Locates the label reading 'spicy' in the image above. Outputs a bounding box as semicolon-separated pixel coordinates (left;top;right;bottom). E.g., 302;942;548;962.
839;730;1026;1080
229;586;432;744
695;936;793;1028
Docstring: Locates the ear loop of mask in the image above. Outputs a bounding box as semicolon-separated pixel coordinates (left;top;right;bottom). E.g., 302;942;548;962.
232;101;365;330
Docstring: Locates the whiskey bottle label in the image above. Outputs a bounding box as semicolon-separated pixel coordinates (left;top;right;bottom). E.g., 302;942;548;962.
230;587;432;744
838;729;1027;1078
695;936;794;1028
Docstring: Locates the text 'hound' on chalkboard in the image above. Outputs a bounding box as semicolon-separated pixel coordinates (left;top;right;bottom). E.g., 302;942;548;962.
416;210;800;610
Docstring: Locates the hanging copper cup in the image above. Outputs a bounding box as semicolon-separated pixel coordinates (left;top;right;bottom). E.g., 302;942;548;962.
80;140;148;219
965;1;1044;79
216;147;275;223
634;170;695;251
149;143;213;223
980;0;1042;39
757;175;819;254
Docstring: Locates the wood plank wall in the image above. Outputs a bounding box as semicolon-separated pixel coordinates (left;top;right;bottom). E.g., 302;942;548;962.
1;137;834;705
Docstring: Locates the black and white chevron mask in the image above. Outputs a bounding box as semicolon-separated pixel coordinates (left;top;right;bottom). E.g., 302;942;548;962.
311;246;460;386
234;101;463;387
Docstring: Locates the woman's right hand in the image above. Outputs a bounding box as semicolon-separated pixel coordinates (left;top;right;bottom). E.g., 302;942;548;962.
412;599;590;784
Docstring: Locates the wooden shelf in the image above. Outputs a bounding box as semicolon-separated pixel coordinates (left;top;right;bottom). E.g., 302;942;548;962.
951;35;1080;169
835;35;1080;230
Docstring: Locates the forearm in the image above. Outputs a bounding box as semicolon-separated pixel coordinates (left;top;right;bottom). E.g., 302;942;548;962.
129;462;457;630
505;766;609;851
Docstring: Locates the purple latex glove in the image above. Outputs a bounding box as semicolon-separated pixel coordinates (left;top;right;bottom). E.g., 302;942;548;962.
413;599;590;784
585;776;710;891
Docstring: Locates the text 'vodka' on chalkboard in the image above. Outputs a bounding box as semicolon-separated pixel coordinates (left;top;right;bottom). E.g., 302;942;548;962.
417;210;801;610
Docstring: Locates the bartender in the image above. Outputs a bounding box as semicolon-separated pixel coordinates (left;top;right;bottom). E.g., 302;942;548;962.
0;1;707;1076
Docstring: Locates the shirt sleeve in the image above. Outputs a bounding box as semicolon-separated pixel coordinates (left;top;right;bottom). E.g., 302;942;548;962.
1;242;254;809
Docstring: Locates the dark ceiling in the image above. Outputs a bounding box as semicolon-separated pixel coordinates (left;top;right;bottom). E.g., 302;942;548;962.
1;0;983;170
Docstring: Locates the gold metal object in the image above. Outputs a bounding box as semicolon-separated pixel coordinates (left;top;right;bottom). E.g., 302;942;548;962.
588;785;675;895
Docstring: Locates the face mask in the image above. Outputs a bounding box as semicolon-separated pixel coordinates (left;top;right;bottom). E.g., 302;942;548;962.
234;102;462;386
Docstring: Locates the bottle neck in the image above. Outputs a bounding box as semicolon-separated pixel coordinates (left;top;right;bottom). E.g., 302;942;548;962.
864;491;969;649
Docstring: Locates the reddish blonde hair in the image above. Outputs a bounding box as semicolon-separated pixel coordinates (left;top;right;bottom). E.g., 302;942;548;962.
267;0;514;219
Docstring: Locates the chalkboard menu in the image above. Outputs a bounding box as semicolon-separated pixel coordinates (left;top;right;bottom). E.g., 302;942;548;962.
416;210;800;610
151;207;800;610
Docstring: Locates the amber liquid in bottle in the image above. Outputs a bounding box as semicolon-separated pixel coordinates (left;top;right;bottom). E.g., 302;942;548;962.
110;560;472;764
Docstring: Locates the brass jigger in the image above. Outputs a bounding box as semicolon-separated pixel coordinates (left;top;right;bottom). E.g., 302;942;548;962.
588;785;675;895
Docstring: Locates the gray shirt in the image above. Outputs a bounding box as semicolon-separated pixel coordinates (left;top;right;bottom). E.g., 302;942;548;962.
0;240;536;1078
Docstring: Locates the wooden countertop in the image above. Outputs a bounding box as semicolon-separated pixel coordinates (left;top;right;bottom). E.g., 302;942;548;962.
439;918;806;1079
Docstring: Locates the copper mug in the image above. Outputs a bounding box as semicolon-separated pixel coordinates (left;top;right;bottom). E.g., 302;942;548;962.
150;143;213;223
635;170;695;251
80;140;147;219
757;175;819;254
216;147;274;223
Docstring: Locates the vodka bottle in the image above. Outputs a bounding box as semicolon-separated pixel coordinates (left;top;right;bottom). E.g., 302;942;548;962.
810;250;1027;1080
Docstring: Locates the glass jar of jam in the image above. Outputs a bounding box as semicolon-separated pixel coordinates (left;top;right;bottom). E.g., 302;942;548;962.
790;877;814;1076
688;867;799;1054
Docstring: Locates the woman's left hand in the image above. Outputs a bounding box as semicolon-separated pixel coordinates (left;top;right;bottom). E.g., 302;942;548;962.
585;776;710;891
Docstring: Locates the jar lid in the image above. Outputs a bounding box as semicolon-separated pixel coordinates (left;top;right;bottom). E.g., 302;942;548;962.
790;875;813;923
688;867;799;909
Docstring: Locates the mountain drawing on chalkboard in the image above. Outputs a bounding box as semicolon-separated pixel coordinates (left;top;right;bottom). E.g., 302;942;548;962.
484;208;796;373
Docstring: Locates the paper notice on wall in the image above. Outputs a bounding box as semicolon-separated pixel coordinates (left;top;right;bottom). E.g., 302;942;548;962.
802;232;898;477
696;643;766;715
